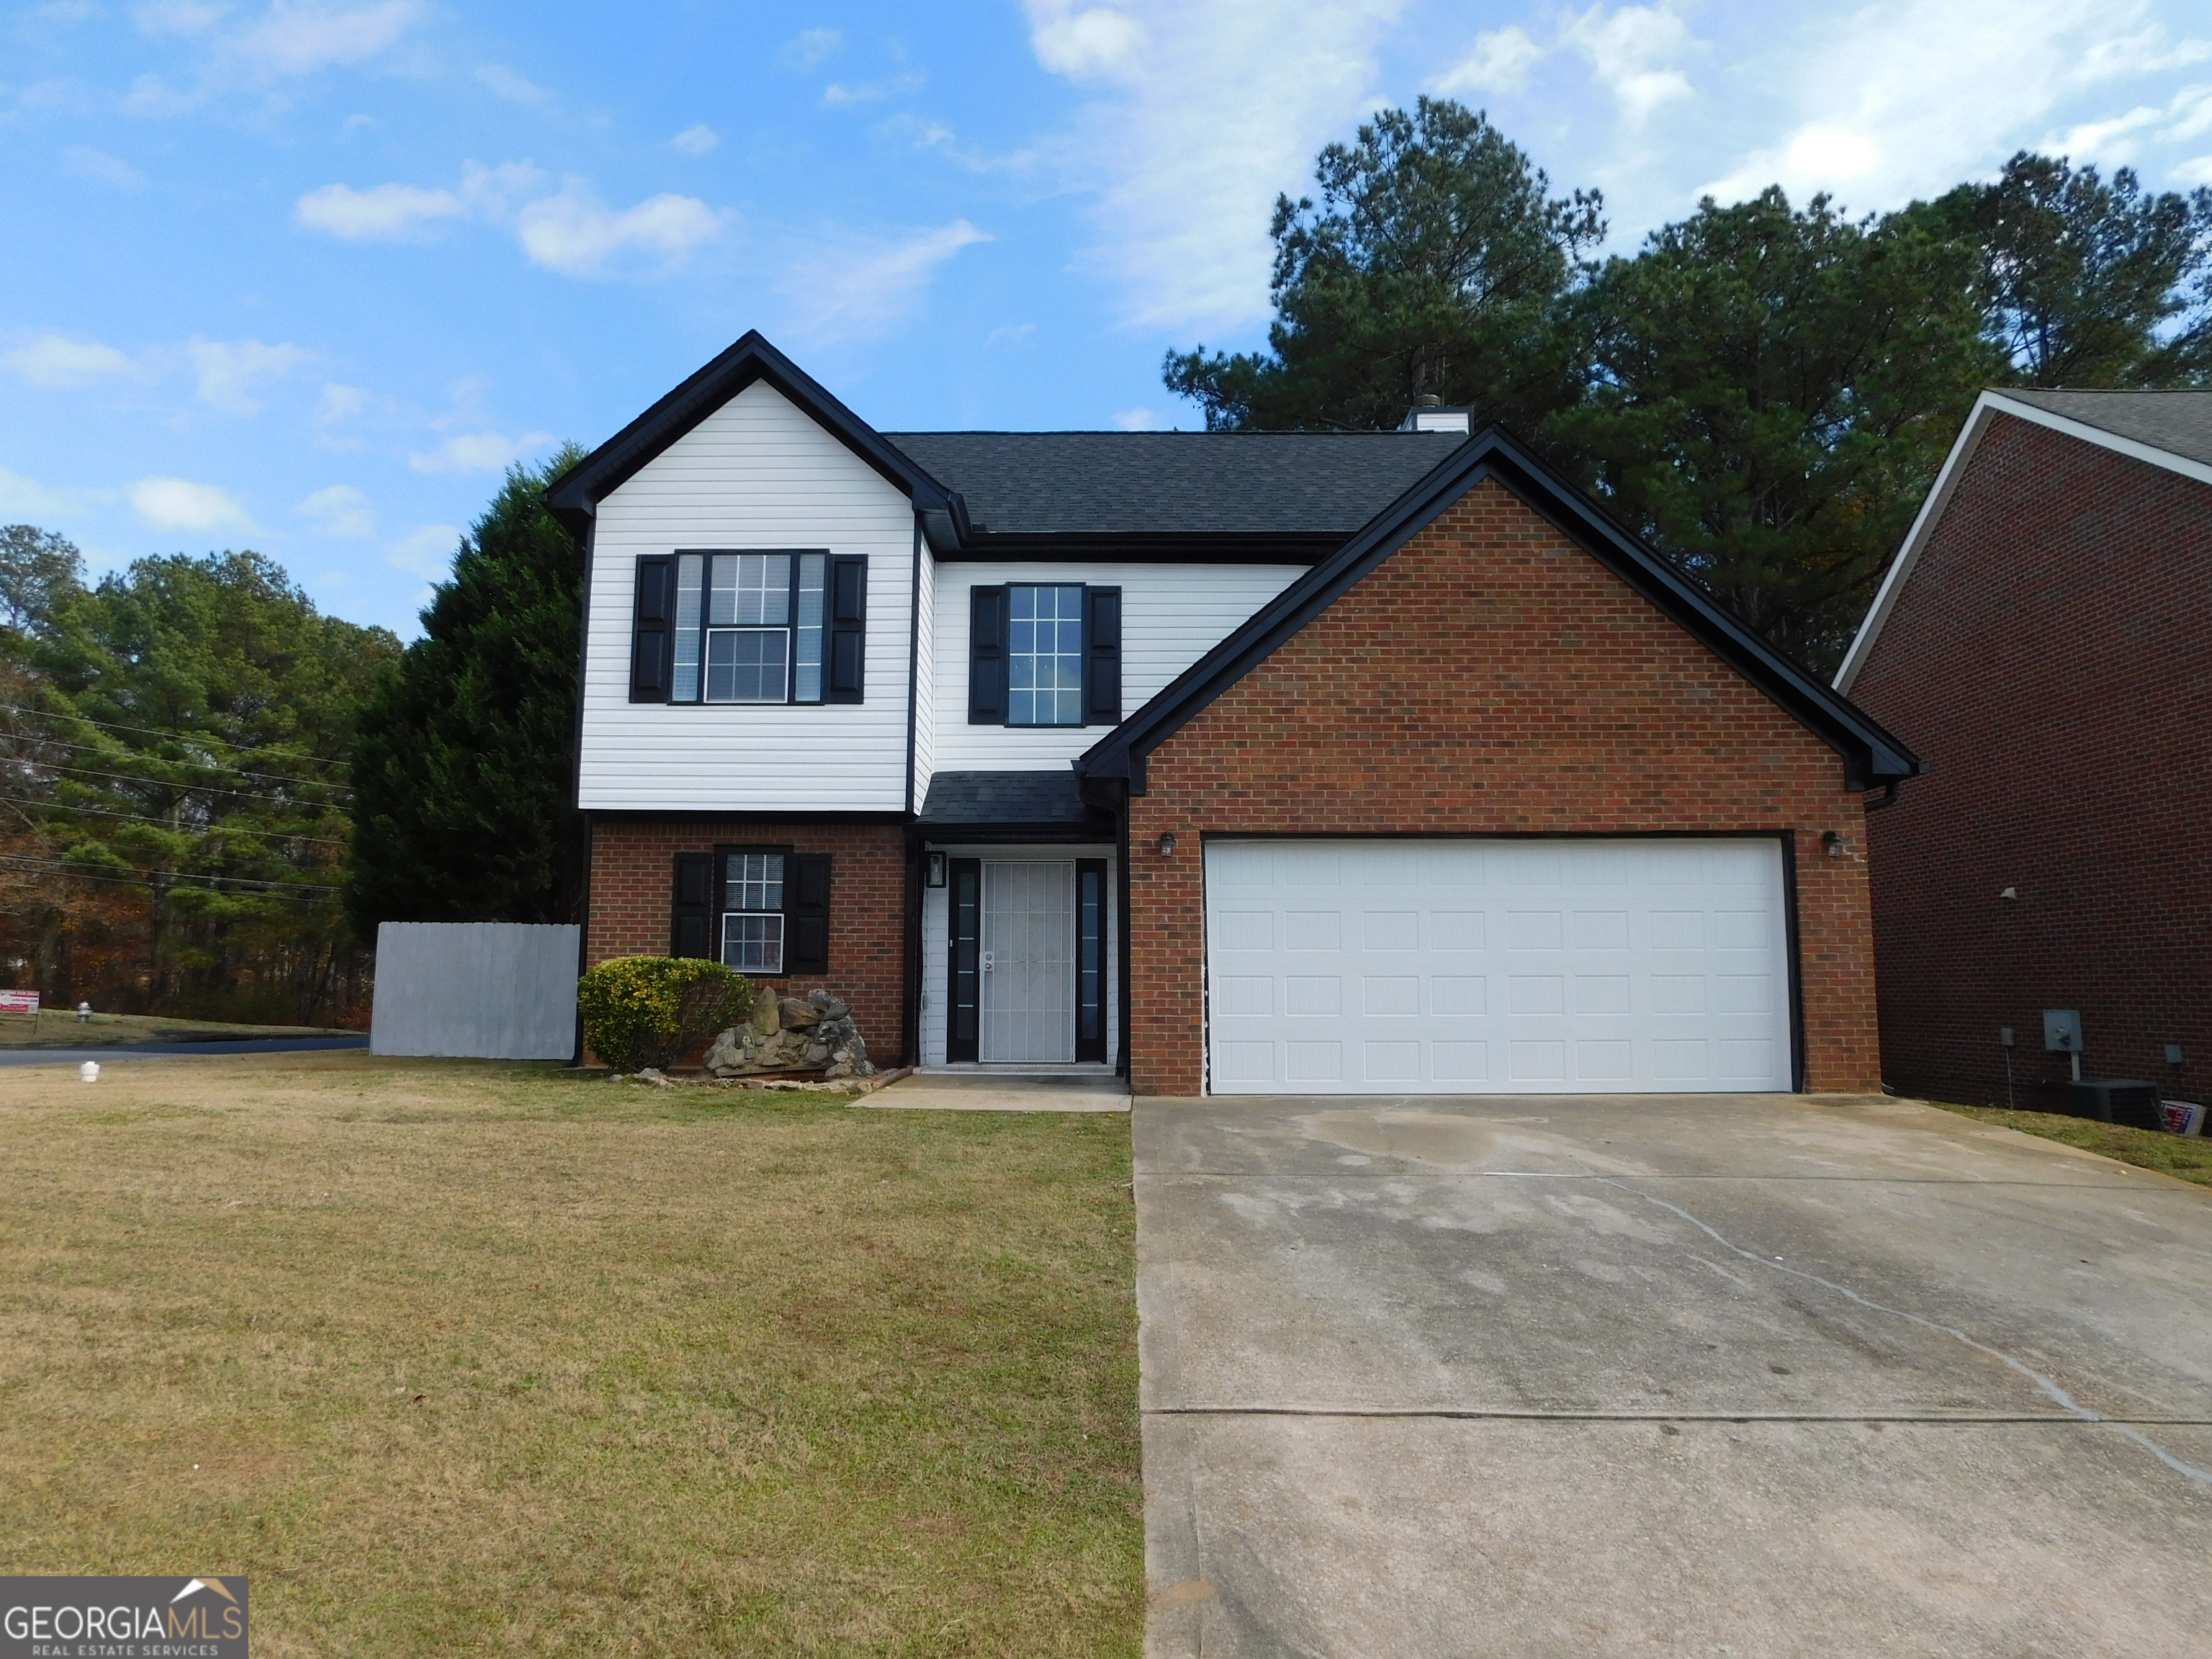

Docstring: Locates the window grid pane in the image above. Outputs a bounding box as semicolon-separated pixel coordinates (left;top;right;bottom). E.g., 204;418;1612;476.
708;552;791;627
794;552;826;703
1007;584;1084;726
721;913;784;975
672;553;704;702
724;852;784;912
705;628;789;702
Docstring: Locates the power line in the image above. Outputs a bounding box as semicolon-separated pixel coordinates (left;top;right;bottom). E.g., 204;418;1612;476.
0;703;353;775
0;794;349;845
0;853;343;898
0;730;354;795
6;758;353;810
0;858;338;911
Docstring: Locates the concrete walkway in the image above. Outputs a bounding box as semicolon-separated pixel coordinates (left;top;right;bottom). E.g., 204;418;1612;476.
863;1069;1131;1112
1136;1092;2212;1658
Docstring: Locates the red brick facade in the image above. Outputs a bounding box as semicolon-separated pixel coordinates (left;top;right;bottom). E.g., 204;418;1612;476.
1849;414;2212;1109
1123;478;1881;1097
586;819;909;1066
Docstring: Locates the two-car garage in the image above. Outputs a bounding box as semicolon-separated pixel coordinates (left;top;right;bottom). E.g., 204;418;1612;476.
1204;838;1796;1094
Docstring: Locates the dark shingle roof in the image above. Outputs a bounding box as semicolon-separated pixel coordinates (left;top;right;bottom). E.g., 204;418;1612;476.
881;431;1464;536
2000;389;2212;470
917;770;1105;829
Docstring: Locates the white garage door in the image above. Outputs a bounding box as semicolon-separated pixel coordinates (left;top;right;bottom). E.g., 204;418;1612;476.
1205;838;1793;1095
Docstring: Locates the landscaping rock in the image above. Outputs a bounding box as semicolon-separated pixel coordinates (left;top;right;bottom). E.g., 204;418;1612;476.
778;996;821;1029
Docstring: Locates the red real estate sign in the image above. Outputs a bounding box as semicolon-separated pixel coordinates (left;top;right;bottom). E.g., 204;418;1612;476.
0;991;38;1016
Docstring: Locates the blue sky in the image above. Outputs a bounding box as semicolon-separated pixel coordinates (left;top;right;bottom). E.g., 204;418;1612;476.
4;0;2211;637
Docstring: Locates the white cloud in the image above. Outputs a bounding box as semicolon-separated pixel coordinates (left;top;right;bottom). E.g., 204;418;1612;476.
984;322;1038;349
514;189;726;276
1431;26;1545;97
298;482;374;537
1698;1;2212;217
295;180;464;238
1114;406;1164;430
187;336;310;413
2045;104;2164;163
671;122;719;154
386;523;457;577
64;147;145;189
779;27;842;69
134;0;227;34
2175;152;2212;183
235;0;424;74
823;73;924;106
408;430;556;475
317;382;368;422
1028;3;1148;81
476;63;549;104
786;220;991;341
1562;4;1698;126
130;477;253;532
2167;84;2212;140
3;331;136;387
1022;0;1406;331
0;464;78;519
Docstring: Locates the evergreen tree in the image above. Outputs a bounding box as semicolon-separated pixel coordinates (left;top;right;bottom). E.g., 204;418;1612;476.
1928;152;2212;387
346;447;588;932
1163;98;1603;433
1549;189;2000;673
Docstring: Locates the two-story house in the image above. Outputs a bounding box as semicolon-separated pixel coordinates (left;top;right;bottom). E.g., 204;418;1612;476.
548;333;1917;1096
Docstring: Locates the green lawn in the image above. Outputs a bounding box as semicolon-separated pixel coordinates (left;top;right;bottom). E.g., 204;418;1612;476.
0;1052;1141;1656
0;1008;358;1047
1922;1097;2212;1189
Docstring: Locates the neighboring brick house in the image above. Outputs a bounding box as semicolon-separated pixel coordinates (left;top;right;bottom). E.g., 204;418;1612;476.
549;332;1917;1095
1835;389;2212;1110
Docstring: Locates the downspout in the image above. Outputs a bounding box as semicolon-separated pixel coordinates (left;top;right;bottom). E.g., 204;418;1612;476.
899;510;926;1067
568;508;597;1066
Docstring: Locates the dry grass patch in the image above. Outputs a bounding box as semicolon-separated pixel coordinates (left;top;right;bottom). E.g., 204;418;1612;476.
0;1051;1139;1655
1921;1098;2212;1189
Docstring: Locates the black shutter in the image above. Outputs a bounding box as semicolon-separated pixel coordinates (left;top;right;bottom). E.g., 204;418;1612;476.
828;557;866;703
1076;858;1107;1061
1084;587;1121;726
947;858;981;1062
968;586;1007;724
788;853;832;975
671;852;714;959
631;555;674;703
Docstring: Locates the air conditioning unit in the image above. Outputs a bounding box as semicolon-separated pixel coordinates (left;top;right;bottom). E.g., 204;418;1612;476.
2067;1079;2160;1130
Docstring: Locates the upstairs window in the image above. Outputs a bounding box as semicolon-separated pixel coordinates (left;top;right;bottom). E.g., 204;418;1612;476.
1007;584;1085;725
968;583;1120;727
631;552;866;706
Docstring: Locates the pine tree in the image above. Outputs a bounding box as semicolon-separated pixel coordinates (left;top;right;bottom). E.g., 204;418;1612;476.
346;447;588;931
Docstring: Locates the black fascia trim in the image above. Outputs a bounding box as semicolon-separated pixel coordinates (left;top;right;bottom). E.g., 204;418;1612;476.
1076;427;1922;791
585;809;912;826
914;819;1118;844
544;331;956;521
935;531;1342;564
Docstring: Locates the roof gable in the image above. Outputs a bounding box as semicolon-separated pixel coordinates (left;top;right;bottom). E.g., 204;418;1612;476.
544;331;954;526
1835;390;2212;693
1077;428;1920;793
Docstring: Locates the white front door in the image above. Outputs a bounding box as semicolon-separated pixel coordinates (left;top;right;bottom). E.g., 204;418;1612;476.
1205;837;1794;1094
981;860;1076;1062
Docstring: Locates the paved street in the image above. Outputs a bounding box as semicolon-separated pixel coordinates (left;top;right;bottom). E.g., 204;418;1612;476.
1136;1092;2212;1658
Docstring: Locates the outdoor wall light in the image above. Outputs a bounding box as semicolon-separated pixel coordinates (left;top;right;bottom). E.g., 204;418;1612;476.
924;851;946;889
1821;830;1845;858
1157;832;1177;856
1999;886;2019;901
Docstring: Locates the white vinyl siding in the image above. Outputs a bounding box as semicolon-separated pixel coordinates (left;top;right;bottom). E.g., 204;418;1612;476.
909;536;935;812
1205;838;1793;1095
579;379;914;813
931;562;1307;770
920;845;1118;1067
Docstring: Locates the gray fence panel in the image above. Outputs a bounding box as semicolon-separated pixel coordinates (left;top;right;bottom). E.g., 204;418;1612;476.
370;922;580;1059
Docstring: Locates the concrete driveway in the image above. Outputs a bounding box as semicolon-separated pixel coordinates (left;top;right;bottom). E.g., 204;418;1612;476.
1136;1093;2212;1658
